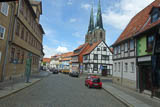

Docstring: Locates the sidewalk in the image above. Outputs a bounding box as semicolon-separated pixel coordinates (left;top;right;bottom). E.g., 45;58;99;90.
0;71;50;99
102;81;160;107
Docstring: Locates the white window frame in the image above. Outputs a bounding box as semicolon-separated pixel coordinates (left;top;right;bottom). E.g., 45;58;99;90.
0;25;6;39
125;42;128;52
1;3;9;16
130;39;134;50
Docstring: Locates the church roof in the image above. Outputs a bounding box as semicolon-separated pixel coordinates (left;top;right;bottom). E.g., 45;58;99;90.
95;0;103;29
87;6;94;33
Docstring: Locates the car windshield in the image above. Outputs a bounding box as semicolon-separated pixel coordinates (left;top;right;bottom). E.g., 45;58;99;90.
92;78;101;83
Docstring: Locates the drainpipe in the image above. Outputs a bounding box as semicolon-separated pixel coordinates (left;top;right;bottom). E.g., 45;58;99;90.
1;2;16;81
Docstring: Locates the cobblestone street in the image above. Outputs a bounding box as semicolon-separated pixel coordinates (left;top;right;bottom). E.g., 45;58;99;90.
0;74;126;107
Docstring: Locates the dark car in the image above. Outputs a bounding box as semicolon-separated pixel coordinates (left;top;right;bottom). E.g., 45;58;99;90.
69;72;79;77
52;69;59;74
85;76;102;88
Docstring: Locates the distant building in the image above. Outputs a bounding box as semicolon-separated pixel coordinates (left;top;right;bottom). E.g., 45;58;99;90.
71;43;90;73
71;0;113;75
83;41;113;75
42;58;50;69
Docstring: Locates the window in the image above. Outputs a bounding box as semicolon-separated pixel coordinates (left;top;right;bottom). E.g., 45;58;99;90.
147;35;154;50
1;3;9;16
10;48;15;62
93;54;98;60
115;63;117;72
114;47;117;54
118;62;120;72
151;13;159;23
21;27;24;40
21;51;24;64
97;48;100;51
0;25;5;39
16;49;20;63
131;62;134;73
121;44;124;51
125;63;128;72
16;22;20;36
84;56;88;60
93;64;98;71
102;55;109;60
100;32;103;38
130;40;134;50
25;31;28;42
20;0;24;15
118;45;120;53
85;64;88;70
0;51;2;63
125;42;128;52
103;47;107;51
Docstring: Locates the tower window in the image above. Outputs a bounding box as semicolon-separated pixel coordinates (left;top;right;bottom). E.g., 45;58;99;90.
100;32;103;39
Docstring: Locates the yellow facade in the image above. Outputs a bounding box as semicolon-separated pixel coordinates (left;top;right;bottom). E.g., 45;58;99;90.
0;0;44;81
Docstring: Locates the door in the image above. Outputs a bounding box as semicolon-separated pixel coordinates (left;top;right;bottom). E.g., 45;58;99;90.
102;66;107;76
140;65;152;91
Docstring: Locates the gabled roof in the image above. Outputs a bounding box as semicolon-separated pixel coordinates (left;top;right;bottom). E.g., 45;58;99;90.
72;43;89;56
83;41;102;55
43;58;50;63
61;52;73;58
113;0;160;45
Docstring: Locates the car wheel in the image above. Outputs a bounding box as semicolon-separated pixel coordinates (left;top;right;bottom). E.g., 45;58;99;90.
88;84;91;88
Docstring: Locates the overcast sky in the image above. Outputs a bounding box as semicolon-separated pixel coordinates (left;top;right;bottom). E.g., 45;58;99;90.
40;0;154;58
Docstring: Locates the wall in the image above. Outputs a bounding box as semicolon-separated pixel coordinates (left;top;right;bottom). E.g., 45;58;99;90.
137;36;152;56
113;58;137;89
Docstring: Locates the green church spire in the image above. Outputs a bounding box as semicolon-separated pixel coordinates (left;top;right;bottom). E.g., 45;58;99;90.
88;5;94;33
95;0;103;29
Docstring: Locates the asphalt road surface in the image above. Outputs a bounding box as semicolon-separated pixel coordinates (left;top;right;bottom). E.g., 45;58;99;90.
0;73;127;107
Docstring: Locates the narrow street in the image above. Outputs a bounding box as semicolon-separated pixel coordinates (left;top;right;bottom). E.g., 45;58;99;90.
0;74;126;107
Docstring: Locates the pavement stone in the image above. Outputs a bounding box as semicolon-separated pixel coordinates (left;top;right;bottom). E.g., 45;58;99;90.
0;73;127;107
0;71;50;99
102;82;160;107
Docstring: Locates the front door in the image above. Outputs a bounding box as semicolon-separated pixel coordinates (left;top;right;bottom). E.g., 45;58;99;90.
140;65;152;92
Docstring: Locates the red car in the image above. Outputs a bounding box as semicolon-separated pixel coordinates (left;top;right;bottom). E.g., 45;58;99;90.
85;76;102;88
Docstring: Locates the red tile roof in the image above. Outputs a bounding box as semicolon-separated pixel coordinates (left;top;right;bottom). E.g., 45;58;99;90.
61;52;73;58
114;0;160;45
43;58;50;63
83;41;102;55
72;43;89;56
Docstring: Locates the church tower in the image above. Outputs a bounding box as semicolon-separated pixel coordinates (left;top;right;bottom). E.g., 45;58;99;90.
85;0;105;44
85;5;94;43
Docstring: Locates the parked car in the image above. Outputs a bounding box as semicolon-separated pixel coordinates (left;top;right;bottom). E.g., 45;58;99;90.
69;71;79;77
85;76;102;88
52;69;59;74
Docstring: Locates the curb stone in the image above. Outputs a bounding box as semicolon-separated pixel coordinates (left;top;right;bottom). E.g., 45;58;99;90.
102;87;134;107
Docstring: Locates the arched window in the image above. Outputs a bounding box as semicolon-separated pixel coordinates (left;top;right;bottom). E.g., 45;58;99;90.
100;32;103;38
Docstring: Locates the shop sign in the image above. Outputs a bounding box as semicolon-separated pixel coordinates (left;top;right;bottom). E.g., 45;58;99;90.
138;56;151;62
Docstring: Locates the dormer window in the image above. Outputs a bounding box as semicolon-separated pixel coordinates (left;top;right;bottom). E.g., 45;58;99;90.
151;13;159;23
150;7;160;23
